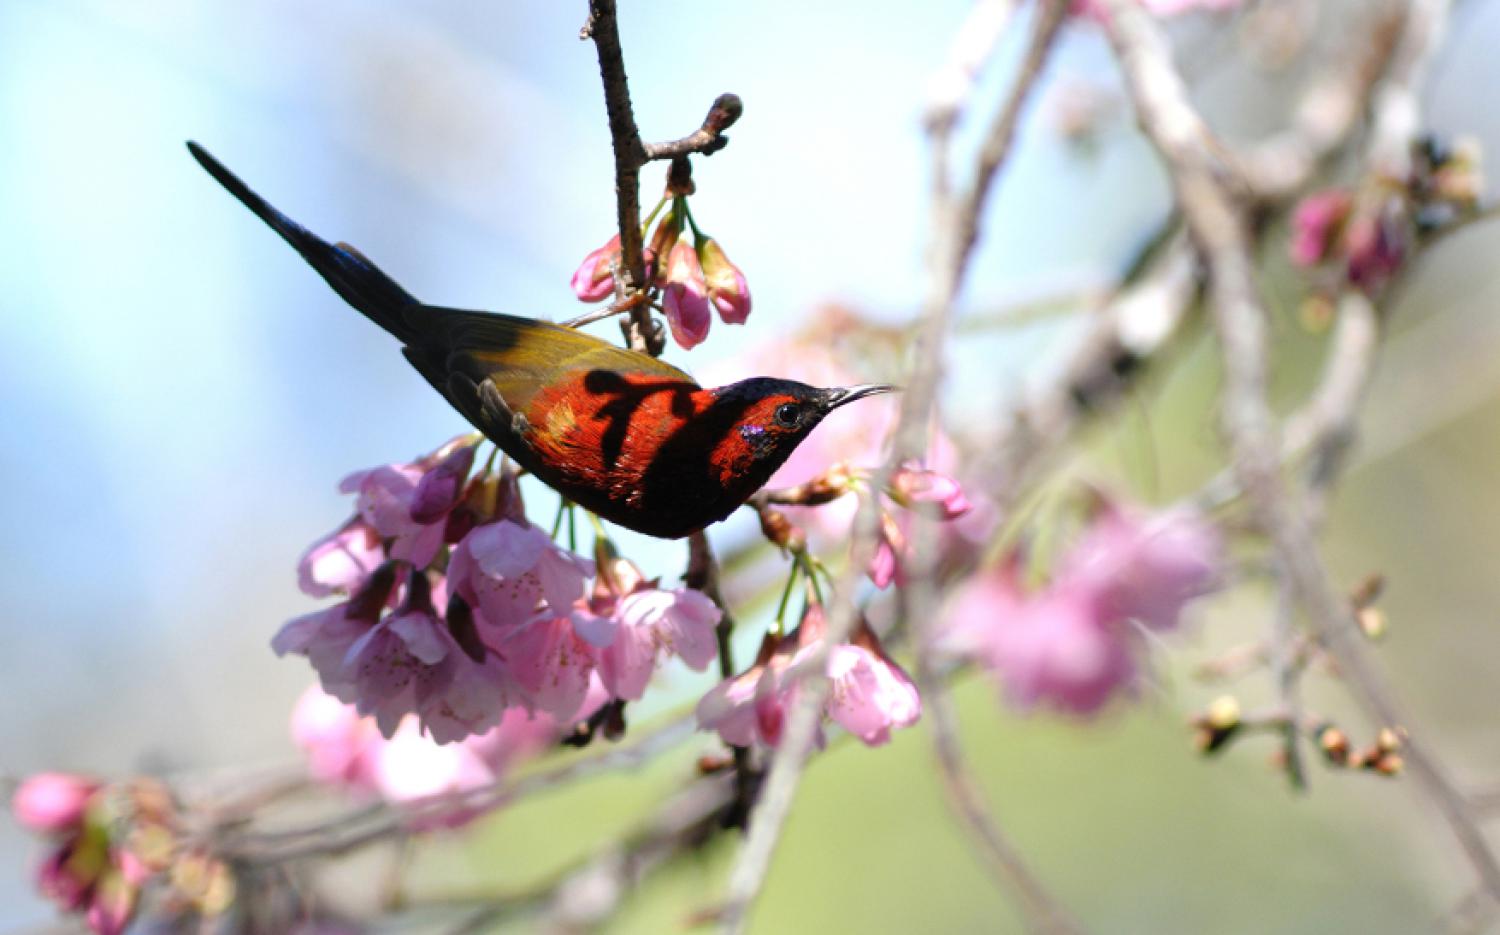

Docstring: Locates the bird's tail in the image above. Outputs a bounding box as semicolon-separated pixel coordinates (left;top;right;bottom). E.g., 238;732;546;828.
186;141;424;346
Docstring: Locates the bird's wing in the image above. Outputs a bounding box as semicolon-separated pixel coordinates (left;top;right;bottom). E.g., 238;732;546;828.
418;305;694;400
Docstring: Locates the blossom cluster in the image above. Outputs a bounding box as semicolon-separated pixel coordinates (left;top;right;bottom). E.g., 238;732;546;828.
290;684;592;825
1289;136;1484;295
697;602;922;748
941;501;1221;714
10;774;232;934
275;435;722;745
572;192;751;349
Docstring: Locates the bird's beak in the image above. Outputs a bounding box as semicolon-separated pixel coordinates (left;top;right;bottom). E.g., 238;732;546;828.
820;383;899;411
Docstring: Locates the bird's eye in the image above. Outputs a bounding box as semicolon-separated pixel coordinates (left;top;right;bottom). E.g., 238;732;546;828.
774;402;801;428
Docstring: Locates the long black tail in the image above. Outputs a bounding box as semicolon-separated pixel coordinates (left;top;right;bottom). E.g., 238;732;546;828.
186;142;425;346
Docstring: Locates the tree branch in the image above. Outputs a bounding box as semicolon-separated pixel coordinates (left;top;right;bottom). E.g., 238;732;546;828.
1103;0;1500;906
716;3;1073;932
582;0;742;353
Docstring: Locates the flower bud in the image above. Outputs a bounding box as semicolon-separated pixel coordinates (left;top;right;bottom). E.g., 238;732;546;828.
662;241;712;349
698;238;751;324
1316;724;1350;763
647;205;683;280
12;774;100;834
887;465;972;520
1289;190;1352;268
570;234;620;303
1206;695;1241;731
1356;606;1387;641
410;441;478;525
758;507;806;552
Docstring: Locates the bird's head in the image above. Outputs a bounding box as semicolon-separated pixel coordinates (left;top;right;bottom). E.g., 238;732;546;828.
711;377;897;471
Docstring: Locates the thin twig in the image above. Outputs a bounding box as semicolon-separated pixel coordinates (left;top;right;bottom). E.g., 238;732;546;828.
1269;567;1308;790
716;4;1073;932
224;712;697;864
925;0;1025;133
916;671;1081;933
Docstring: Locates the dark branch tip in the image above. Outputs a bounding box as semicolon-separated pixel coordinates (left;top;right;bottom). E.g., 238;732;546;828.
705;93;744;133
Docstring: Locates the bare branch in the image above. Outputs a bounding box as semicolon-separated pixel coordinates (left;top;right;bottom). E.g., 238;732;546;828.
916;670;1082;933
583;0;742;354
644;93;744;160
716;3;1073;932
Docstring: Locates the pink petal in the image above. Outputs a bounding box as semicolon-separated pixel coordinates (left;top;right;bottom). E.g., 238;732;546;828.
388;611;452;665
297;517;384;598
501;616;597;721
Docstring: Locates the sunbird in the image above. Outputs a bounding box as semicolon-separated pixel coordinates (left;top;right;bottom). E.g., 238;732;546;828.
187;143;892;539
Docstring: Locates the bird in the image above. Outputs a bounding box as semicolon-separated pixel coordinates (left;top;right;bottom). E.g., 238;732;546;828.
186;142;893;539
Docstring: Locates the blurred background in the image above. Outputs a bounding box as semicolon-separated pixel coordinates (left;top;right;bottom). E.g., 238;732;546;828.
5;1;1500;931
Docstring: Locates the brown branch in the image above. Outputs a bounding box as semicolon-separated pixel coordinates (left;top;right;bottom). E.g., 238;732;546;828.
1103;0;1500;907
582;0;741;354
447;774;736;932
222;712;697;865
644;93;744;160
1269;568;1308;790
687;529;760;828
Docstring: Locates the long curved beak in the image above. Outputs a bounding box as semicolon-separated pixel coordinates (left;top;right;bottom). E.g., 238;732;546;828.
820;383;899;411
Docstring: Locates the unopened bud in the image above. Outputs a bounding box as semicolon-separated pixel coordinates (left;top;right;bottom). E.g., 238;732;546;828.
1192;696;1242;754
1207;695;1241;731
1317;724;1350;763
758;507;805;552
1349;572;1385;609
697;753;734;775
1371;752;1404;776
1299;295;1335;333
1356;606;1388;640
1376;726;1404;753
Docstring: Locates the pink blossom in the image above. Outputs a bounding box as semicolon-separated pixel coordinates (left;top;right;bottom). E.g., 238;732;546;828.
661;241;712;349
292;687;588;828
571;234;620;302
36;842;97;912
868;511;905;590
982;585;1137;715
825;640;922;746
29;820;143;935
290;686;381;792
698;237;752;324
449;520;594;630
340;570;457;735
887;465;972;520
942;501;1221;717
1061;503;1221;632
1344;203;1408;295
409;441;477;524
413;646;516;744
696;633;792;748
495;613;600;721
585;588;721;700
273;563;399;703
1289;189;1352;267
85;865;137;935
697;608;920;748
342;466;445;567
297;517;384;598
12;773;100;835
